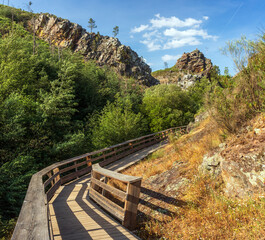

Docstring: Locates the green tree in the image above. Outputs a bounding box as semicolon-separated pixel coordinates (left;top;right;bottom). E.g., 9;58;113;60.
221;35;255;72
27;1;36;55
142;84;194;132
113;26;119;37
88;18;97;33
91;97;146;149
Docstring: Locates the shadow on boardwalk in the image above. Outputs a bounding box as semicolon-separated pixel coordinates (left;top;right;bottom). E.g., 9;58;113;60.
51;182;135;240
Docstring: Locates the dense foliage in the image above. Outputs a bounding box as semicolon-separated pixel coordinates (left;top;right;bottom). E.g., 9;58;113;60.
207;36;265;133
142;84;194;132
0;5;205;238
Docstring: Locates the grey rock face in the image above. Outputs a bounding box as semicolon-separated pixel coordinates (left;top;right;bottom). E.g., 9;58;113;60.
200;141;265;198
155;49;212;89
33;14;159;86
145;161;190;197
175;49;212;77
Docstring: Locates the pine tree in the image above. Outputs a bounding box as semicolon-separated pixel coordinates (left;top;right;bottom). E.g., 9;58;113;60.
28;1;36;55
88;18;97;34
113;26;119;37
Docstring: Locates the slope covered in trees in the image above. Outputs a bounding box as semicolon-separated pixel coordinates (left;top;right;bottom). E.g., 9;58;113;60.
0;6;207;238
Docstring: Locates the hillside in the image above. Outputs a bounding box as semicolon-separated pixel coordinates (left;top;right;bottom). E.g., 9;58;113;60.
33;14;159;86
0;4;265;240
0;5;158;86
122;114;265;239
152;49;212;89
0;6;206;239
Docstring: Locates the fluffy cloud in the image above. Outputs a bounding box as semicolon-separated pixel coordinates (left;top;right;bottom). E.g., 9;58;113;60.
131;14;217;51
150;14;202;29
131;24;149;33
164;28;217;40
140;40;161;51
164;37;201;49
162;54;181;62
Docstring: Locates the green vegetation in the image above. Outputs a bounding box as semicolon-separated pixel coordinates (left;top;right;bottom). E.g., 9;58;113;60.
113;26;119;37
151;65;180;78
91;97;147;149
88;18;97;33
0;4;264;240
142;84;195;132
207;36;265;133
0;6;205;238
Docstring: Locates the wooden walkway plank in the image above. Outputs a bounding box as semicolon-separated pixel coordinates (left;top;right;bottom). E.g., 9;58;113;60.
49;142;167;240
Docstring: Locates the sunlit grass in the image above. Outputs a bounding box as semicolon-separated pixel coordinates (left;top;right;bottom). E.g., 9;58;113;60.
121;117;265;239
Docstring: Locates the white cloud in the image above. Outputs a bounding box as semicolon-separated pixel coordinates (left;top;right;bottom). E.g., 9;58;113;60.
150;14;202;29
163;37;201;49
140;40;161;51
162;54;181;62
164;28;217;40
130;14;218;51
142;30;159;40
131;24;149;33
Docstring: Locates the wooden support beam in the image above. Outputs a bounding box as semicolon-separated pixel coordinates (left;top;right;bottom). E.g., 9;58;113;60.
123;180;141;230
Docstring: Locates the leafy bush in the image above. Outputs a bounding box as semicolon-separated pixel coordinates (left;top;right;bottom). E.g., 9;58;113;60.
208;35;265;132
142;84;196;132
91;97;146;149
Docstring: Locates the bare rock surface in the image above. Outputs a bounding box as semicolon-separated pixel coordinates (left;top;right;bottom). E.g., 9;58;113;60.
155;49;212;89
175;49;212;76
33;14;159;86
200;115;265;198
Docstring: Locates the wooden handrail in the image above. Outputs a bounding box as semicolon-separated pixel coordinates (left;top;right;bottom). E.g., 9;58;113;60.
92;164;142;183
12;125;187;240
90;164;142;230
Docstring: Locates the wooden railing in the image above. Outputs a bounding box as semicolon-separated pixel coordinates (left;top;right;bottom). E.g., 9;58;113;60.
90;164;142;230
12;126;187;240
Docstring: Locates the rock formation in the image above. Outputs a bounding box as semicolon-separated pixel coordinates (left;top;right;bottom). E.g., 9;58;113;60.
175;49;212;76
200;115;265;198
32;14;158;86
154;49;212;89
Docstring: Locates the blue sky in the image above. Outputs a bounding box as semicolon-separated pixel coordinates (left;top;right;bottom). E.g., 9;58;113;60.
5;0;265;75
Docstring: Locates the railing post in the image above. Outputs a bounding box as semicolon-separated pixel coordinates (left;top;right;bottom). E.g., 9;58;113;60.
91;170;101;192
47;171;54;186
74;160;78;179
102;177;108;197
53;167;60;183
86;156;92;167
123;180;142;230
114;148;117;161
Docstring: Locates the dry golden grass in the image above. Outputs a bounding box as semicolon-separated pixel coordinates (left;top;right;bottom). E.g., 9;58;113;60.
121;117;265;239
142;177;265;240
123;117;223;180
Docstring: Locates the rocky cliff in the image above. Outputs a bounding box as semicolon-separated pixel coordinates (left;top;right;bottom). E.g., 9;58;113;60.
153;49;212;89
32;14;158;86
175;49;212;76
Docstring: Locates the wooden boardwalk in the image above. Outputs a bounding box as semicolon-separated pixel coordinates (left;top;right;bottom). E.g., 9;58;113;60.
48;142;167;240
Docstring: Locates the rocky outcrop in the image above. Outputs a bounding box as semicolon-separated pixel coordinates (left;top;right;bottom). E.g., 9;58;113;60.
175;49;212;76
32;14;158;86
200;115;265;198
145;161;189;197
154;49;212;89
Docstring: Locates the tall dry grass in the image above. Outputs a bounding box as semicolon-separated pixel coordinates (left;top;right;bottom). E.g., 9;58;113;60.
122;117;265;239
